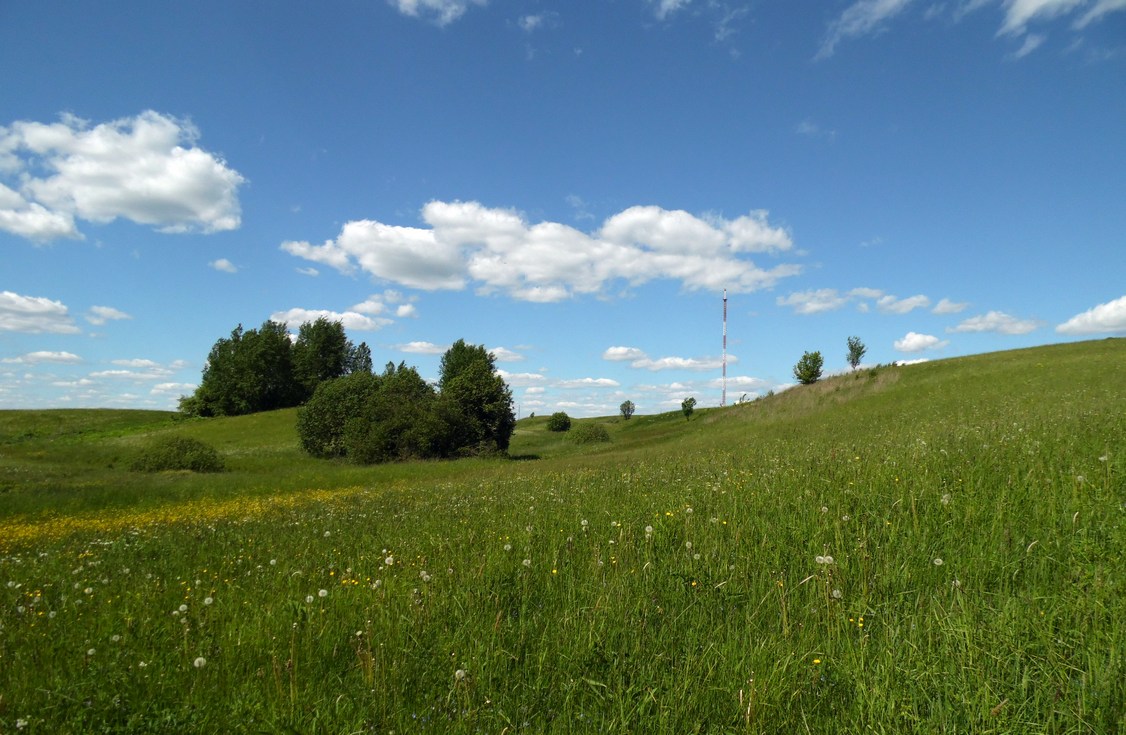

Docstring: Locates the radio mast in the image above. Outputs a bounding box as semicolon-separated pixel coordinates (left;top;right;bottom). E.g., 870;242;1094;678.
722;289;728;407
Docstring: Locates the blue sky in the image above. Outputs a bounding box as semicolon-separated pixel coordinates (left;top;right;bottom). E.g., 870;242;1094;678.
2;0;1124;417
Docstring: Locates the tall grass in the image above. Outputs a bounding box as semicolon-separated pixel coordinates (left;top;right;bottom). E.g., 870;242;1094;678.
0;340;1122;733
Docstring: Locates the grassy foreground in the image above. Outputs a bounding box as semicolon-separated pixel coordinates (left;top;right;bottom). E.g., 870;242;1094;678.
0;340;1123;733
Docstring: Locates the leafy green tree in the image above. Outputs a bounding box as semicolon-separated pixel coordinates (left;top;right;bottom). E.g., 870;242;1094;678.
681;396;696;421
846;336;867;370
547;412;572;432
181;320;298;416
345;362;446;463
793;350;824;385
293;318;351;400
620;400;635;420
347;342;373;375
297;371;382;458
438;340;516;453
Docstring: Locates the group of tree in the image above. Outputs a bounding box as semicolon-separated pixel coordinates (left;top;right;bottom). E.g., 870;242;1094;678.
179;318;372;417
792;336;868;386
296;339;515;464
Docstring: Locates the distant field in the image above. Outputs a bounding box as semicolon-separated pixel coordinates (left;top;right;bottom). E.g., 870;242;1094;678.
1;339;1123;733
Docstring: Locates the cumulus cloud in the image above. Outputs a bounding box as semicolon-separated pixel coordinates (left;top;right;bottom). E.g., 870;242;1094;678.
817;0;915;59
602;345;732;371
1056;294;1126;334
395;341;448;355
388;0;486;25
85;305;131;326
489;347;524;362
0;291;81;334
497;370;548;387
894;331;949;352
776;289;851;314
0;111;244;242
949;310;1040;334
210;258;238;273
932;297;969;314
557;377;621;389
269;307;393;333
1;351;82;365
282;201;800;303
877;294;930;314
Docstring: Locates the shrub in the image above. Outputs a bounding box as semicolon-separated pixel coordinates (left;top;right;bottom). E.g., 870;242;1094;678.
298;372;382;458
130;436;225;473
546;412;572;432
567;423;610;445
793;351;824;385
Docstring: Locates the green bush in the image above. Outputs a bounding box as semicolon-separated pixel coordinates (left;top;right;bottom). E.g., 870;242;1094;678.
130;436;225;473
546;412;572;432
297;372;382;458
567;423;610;445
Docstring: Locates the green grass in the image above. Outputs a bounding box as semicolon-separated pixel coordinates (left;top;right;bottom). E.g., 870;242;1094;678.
0;339;1123;733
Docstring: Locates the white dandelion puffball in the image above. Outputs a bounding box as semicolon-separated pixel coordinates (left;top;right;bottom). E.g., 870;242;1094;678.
318;589;328;598
194;657;207;668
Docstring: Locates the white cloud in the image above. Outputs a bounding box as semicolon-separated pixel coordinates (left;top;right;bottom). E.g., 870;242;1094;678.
489;346;524;362
498;370;548;386
1009;32;1047;57
0;291;80;334
949;310;1040;334
603;346;648;362
269;307;393;333
0;111;244;242
396;341;448;355
557;377;621;389
210;258;238;273
932;297;969;314
651;0;693;20
850;287;884;299
388;0;486;25
396;304;418;318
1056;294;1126;335
777;288;850;314
85;305;132;326
817;0;915;59
1;351;82;365
602;345;731;371
1000;0;1086;35
877;294;930;314
296;267;320;277
112;359;162;369
282;201;800;303
894;331;949;352
151;382;196;396
1075;0;1126;27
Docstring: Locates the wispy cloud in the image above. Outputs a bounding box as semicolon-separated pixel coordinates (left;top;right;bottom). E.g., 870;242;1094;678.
948;310;1040;334
817;0;915;59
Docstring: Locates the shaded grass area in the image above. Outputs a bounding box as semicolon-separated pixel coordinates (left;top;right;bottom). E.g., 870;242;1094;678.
0;339;1123;733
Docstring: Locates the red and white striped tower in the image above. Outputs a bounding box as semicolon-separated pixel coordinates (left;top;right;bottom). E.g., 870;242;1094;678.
722;289;728;407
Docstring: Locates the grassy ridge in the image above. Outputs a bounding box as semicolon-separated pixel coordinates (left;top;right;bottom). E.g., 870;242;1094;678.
0;339;1123;733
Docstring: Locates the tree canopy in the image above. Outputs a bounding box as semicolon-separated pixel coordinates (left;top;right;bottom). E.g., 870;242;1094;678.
180;318;371;417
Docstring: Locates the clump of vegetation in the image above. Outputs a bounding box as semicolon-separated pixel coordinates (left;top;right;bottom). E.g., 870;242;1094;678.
793;350;824;384
681;396;696;421
296;340;515;464
129;435;225;473
567;422;610;444
546;411;572;432
619;400;635;420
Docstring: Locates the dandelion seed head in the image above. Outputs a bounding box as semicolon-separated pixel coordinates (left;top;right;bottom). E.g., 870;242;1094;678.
318;589;328;598
522;559;532;567
455;668;467;681
193;656;207;668
933;558;943;566
832;589;842;599
305;595;314;603
203;597;214;606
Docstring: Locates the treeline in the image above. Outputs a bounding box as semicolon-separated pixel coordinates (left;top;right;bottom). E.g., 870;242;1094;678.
179;319;515;464
179;318;371;417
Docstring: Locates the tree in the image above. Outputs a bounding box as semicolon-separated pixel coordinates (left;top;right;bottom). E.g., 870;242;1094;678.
293;318;352;400
347;342;373;375
620;400;635;420
438;339;516;454
547;412;572;432
846;336;867;370
297;371;382;458
793;351;824;385
681;396;696;421
180;320;299;416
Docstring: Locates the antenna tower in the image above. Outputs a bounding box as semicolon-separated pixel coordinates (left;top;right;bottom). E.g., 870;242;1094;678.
722;289;728;407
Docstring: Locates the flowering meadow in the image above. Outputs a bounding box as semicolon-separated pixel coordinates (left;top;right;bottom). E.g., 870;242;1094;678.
1;340;1123;733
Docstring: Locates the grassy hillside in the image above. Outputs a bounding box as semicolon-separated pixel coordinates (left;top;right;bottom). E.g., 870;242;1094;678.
0;339;1122;733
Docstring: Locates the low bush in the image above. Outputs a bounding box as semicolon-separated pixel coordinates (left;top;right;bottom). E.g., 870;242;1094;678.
130;436;225;473
567;422;610;445
546;412;572;432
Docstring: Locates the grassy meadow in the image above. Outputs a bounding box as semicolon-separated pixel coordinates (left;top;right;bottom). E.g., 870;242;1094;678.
0;339;1123;733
